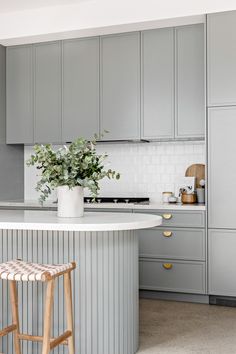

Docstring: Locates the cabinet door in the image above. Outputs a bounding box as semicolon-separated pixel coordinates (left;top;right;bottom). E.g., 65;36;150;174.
62;38;99;142
34;42;61;143
209;229;236;296
141;28;174;139
208;107;236;228
207;11;236;106
0;45;5;144
100;33;140;140
175;24;205;138
139;259;206;293
6;45;33;144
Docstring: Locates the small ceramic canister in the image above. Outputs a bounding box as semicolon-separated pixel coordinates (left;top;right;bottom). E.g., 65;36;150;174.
162;191;173;203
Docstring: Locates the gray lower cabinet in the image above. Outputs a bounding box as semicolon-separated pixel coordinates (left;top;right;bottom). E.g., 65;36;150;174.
6;45;33;144
100;32;140;140
138;228;205;261
175;24;205;138
34;42;62;143
140;259;206;293
208;107;236;229
136;209;206;294
62;38;99;141
209;229;236;296
141;28;174;139
207;11;236;106
136;209;205;228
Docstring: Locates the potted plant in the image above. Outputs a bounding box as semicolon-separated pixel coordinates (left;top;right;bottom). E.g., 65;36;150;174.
27;137;120;217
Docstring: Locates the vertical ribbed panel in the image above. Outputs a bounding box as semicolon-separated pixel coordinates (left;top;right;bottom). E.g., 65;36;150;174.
0;229;138;354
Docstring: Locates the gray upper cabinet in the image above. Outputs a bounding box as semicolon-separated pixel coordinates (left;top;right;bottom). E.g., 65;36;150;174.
141;28;174;139
6;45;33;144
0;45;6;144
207;11;236;106
208;107;236;229
62;38;99;142
34;42;62;143
175;24;205;138
100;33;140;140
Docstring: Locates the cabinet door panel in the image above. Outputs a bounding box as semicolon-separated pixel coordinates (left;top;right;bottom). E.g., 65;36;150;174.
138;228;205;260
34;42;61;143
135;209;205;228
63;38;99;141
100;33;140;140
207;11;236;106
6;45;33;144
139;259;206;294
141;28;174;139
209;229;236;296
208;107;236;229
175;24;205;138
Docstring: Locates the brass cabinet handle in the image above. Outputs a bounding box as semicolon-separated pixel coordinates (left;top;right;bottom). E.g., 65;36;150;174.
162;213;172;220
163;231;172;237
162;263;173;270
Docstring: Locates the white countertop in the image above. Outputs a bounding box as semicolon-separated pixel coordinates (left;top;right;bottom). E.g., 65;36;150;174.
0;200;206;211
0;210;162;232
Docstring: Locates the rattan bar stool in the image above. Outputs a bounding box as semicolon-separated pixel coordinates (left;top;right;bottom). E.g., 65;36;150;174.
0;259;76;354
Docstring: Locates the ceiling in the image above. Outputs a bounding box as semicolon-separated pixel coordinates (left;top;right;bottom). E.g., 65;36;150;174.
0;0;84;13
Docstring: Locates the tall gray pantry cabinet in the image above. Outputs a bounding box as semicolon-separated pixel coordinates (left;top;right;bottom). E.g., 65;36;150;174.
207;11;236;296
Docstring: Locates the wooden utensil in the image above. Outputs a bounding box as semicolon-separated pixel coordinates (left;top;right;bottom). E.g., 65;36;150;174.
185;164;205;188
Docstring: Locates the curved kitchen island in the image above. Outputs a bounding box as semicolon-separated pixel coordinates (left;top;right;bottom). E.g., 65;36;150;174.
0;210;162;354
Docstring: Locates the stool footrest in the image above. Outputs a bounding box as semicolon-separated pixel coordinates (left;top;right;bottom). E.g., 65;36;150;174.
0;324;17;337
18;332;70;346
50;330;72;350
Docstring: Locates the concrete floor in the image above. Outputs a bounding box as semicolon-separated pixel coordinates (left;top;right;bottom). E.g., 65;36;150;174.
138;299;236;354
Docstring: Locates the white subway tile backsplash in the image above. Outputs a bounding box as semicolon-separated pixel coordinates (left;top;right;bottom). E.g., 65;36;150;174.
24;141;205;203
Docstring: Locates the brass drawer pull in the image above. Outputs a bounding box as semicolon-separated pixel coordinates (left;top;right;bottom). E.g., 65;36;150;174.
163;231;172;237
162;213;172;220
162;263;173;270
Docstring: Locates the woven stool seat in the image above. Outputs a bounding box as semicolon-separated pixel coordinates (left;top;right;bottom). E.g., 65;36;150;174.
0;259;75;282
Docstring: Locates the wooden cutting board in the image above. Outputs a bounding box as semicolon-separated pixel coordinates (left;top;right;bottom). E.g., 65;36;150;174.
185;164;205;188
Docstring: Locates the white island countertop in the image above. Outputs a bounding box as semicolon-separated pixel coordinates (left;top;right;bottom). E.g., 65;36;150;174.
0;210;162;232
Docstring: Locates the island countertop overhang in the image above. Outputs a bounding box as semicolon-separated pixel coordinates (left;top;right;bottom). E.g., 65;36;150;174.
0;210;162;232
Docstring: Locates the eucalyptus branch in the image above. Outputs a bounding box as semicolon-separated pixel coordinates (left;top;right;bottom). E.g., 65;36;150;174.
27;136;120;203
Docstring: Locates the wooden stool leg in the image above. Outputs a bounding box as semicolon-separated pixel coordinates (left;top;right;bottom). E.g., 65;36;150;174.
9;280;21;354
42;279;55;354
64;272;75;354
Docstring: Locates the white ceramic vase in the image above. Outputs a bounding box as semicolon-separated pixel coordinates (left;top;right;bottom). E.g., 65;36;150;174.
57;186;84;218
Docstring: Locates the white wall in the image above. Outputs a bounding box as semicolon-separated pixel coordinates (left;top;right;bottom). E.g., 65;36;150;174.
0;0;236;45
25;141;205;203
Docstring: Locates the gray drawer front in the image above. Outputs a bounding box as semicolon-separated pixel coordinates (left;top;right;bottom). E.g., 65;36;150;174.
135;209;205;228
138;228;205;261
139;259;206;294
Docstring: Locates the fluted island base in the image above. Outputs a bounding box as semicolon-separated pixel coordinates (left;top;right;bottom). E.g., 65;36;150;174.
0;229;139;354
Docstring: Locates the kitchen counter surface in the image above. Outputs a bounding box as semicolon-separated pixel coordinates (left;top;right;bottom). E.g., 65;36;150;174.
0;200;206;211
0;209;162;231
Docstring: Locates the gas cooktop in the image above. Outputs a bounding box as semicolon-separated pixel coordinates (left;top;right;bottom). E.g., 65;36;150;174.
84;197;149;205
